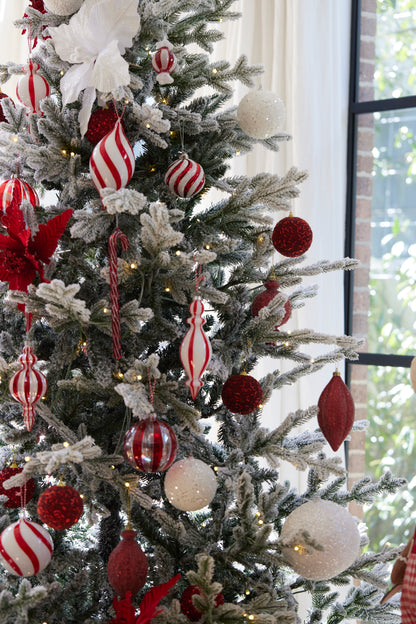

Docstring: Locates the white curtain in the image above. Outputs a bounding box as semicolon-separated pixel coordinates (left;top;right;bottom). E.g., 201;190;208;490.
214;1;352;486
0;0;27;96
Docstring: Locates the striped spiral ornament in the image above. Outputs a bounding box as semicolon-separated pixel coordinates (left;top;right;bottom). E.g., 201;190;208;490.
152;39;177;85
0;177;39;214
124;417;177;473
9;344;48;432
165;155;205;199
108;227;129;360
16;61;50;114
89;118;135;196
179;297;212;399
0;518;53;576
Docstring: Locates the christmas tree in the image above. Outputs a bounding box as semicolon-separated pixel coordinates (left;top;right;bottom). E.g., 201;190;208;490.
0;1;407;623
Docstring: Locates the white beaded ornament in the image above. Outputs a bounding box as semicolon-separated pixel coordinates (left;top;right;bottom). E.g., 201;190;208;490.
165;154;205;199
43;0;83;15
0;518;53;576
16;61;50;114
237;90;285;140
280;499;360;580
164;457;217;511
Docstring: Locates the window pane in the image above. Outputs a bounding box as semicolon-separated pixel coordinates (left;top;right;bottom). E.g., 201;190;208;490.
363;364;416;551
352;108;416;355
358;0;416;101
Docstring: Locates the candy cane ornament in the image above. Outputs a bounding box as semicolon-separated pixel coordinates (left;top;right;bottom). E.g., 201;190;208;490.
179;297;212;399
108;227;129;360
16;61;50;114
9;342;48;431
89;118;135;197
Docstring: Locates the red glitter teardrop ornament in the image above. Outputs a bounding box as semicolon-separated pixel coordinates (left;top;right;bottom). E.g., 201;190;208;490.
180;585;224;622
221;373;263;415
317;372;355;451
86;105;121;146
37;484;83;530
0;463;35;509
272;215;313;257
107;529;148;599
251;280;291;326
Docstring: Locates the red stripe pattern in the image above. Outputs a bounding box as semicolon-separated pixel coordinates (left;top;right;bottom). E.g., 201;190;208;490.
152;45;177;85
16;61;50;114
124;417;177;472
0;519;53;577
108;227;129;360
0;177;39;214
402;530;416;623
165;156;205;199
9;344;48;431
89;119;135;196
179;297;212;399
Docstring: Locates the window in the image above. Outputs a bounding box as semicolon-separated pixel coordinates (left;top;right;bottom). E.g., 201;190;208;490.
346;0;416;550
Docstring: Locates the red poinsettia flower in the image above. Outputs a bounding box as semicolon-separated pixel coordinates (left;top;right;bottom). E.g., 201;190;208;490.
0;195;72;292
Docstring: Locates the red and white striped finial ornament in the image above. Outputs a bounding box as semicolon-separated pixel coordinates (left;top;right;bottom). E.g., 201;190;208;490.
179;268;212;399
152;39;177;85
9;342;48;431
16;60;50;114
0;518;53;576
0;176;39;216
89;118;135;196
165;153;205;199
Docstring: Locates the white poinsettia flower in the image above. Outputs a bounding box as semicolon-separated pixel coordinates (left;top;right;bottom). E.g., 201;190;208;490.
49;0;140;136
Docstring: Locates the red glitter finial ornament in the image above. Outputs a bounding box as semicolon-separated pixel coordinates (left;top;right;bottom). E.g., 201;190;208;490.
317;371;355;451
107;528;149;599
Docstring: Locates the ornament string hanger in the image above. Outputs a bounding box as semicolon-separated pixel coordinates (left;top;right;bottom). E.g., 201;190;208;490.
124;481;132;530
147;368;157;417
194;254;204;295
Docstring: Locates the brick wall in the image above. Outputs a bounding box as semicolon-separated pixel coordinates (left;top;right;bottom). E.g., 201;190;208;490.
348;0;377;517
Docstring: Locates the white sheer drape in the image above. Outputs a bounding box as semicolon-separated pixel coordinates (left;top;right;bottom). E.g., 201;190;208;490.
0;1;352;487
214;1;351;486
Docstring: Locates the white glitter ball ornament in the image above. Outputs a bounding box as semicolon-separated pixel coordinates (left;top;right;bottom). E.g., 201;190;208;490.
164;457;217;511
44;0;83;14
237;90;285;140
280;499;360;580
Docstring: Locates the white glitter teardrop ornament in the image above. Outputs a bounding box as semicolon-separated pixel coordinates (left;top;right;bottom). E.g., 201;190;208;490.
165;154;205;199
43;0;83;15
164;457;217;511
280;499;360;580
179;297;212;400
0;518;53;576
237;90;285;140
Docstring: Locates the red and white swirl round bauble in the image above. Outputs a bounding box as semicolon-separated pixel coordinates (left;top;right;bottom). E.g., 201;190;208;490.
9;344;48;432
180;297;212;399
16;61;50;114
165;155;205;199
0;518;53;576
124;417;177;473
89;118;135;196
0;177;39;215
152;39;177;85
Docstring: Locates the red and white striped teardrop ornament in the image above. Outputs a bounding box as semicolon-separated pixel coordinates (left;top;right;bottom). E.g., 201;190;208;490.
16;60;50;114
0;518;53;576
9;343;48;432
180;297;212;399
0;177;39;215
165;154;205;199
89;118;135;196
152;39;177;85
124;416;177;473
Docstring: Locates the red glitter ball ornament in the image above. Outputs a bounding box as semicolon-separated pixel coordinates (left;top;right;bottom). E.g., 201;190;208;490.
221;373;263;415
37;484;83;530
180;585;224;622
107;528;148;598
0;464;35;509
318;372;355;451
86;105;121;146
251;280;291;327
272;215;313;257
